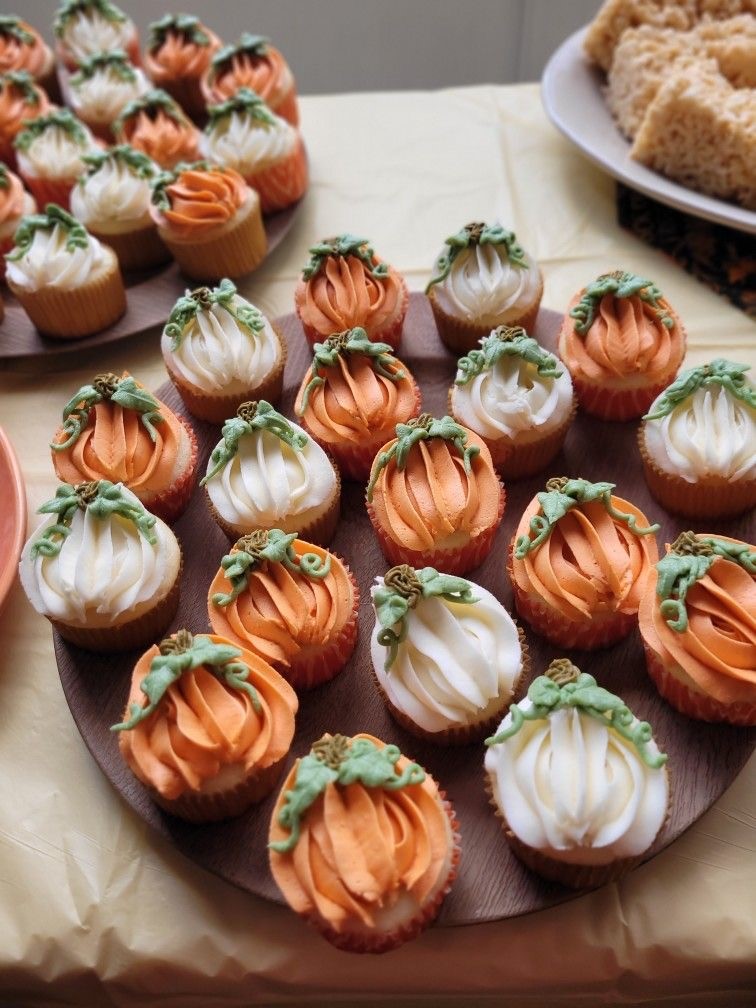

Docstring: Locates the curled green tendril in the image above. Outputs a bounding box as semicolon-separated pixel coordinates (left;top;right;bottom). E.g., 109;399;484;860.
8;204;89;262
301;233;389;281
202;401;308;484
569;270;673;336
55;0;127;36
298;327;403;414
643;359;756;420
148;13;210;50
14;109;87;153
163;279;265;348
455;325;562;385
51;373;163;452
211;528;331;606
426;222;527;292
206;87;277;130
70;49;136;84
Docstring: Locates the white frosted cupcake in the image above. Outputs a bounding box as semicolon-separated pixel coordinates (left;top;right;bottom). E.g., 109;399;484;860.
5;203;125;339
450;325;575;478
202;400;341;545
161;279;287;423
54;0;140;70
484;657;670;888
70;144;169;273
67;50;150;141
371;564;526;744
426;221;543;353
14;108;99;211
639;359;756;519
19;480;181;652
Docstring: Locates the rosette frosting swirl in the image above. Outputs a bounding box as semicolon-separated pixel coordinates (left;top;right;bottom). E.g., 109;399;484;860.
153;165;247;238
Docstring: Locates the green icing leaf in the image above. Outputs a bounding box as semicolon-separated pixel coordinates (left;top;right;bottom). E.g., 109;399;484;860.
366;413;479;501
80;144;156;183
643;359;756;420
297;327;403;414
301;233;389;281
426;222;527;292
211;33;269;73
148;13;210;51
569;270;673;336
51;372;163;452
206;87;277;130
0;17;36;45
14;108;87;153
111;630;261;732
163;279;265;349
0;164;8;190
202;401;308;484
211;528;331;607
269;734;425;853
70;49;137;84
7;204;89;262
116;88;189;136
0;70;40;104
455;325;562;385
55;0;127;36
513;476;658;559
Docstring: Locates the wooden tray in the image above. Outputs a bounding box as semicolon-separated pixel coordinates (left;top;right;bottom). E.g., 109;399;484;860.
55;293;755;925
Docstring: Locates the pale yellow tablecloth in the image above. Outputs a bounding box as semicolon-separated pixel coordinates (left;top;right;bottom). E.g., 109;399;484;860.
0;84;754;1007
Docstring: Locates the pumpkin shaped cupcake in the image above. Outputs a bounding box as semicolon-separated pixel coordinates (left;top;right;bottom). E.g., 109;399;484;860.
294;327;421;481
67;50;150;141
114;88;200;170
269;732;459;953
0;163;36;279
366;413;504;575
509;476;659;649
558;270;686;421
202;33;299;125
294;233;408;350
0;69;51;167
208;529;359;690
50;370;198;523
14;108;99;210
114;629;298;821
0;17;56;96
143;14;222;122
54;0;140;70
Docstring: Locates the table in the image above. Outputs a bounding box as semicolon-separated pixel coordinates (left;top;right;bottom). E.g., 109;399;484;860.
0;83;754;1008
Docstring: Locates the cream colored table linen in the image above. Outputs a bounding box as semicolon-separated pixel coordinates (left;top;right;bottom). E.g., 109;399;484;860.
0;84;754;1007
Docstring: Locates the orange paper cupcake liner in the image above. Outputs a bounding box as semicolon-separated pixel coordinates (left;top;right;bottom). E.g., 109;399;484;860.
248;135;308;214
144;414;199;524
272;87;299;126
161;195;267;281
19;173;76;212
570;373;676;422
94;223;171;274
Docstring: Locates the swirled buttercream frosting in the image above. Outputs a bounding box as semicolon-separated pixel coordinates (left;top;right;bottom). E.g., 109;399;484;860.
201;105;296;175
145;15;219;81
431;242;541;327
71;147;157;232
15;112;99;182
152;164;248;238
204;35;294;109
55;1;136;65
5;219;108;291
69;61;150;125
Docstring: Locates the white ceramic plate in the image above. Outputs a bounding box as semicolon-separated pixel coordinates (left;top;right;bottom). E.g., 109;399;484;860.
541;27;756;236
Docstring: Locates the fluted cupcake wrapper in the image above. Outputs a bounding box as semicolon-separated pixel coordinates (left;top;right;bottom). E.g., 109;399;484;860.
142;413;199;524
247;135;308;214
18;173;76;212
570;373;676;422
93;222;171;274
298;278;409;353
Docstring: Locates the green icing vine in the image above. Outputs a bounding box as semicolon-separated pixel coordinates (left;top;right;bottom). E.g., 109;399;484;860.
0;17;36;45
148;13;210;51
485;658;668;769
269;734;426;853
80;144;156;183
211;33;269;73
373;564;479;670
569;270;673;336
7;204;89;261
367;413;479;501
70;49;136;84
297;327;403;413
513;476;658;559
426;222;527;292
211;528;331;607
301;233;389;281
51;372;163;452
643;359;756;420
0;70;40;104
55;0;127;36
163;279;265;349
455;325;562;385
14;108;87;152
30;480;156;559
202;401;308;484
0;164;8;190
655;531;756;633
111;629;261;732
206;87;276;129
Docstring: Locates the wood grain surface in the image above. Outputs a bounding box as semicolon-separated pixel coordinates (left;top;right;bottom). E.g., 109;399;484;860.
55;294;755;925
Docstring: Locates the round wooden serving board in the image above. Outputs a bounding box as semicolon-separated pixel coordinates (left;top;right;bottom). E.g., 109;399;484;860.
56;294;755;925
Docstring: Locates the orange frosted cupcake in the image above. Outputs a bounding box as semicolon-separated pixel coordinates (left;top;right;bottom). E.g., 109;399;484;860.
54;0;140;71
150;162;267;281
366;413;505;576
0;70;51;168
114;630;298;822
639;531;756;726
67;51;150;142
0;17;56;96
51;370;198;523
509;475;659;649
294;327;421;481
208;529;359;690
0;163;36;279
269;732;459;953
202;33;299;126
295;234;408;351
201;88;307;214
143;14;222;122
14;108;99;210
114;88;200;170
558;270;686;421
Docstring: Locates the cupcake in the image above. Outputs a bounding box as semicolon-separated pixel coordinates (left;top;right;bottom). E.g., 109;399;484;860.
0;69;51;167
425;222;543;354
202;400;340;544
18;479;181;652
114;629;298;821
143;14;222;122
208;528;359;689
67;50;150;141
150;162;267;281
639;531;756;726
0;17;57;96
558;270;686;421
54;0;140;71
371;564;526;744
294;326;421;481
0;162;36;279
269;732;459;953
639;359;756;519
161;279;287;423
484;657;669;888
201;88;307;214
70;145;169;272
508;476;659;649
113;88;200;170
202;33;299;126
5;204;126;339
450;324;576;478
50;370;198;523
294;233;408;351
366;413;504;576
14;108;99;210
